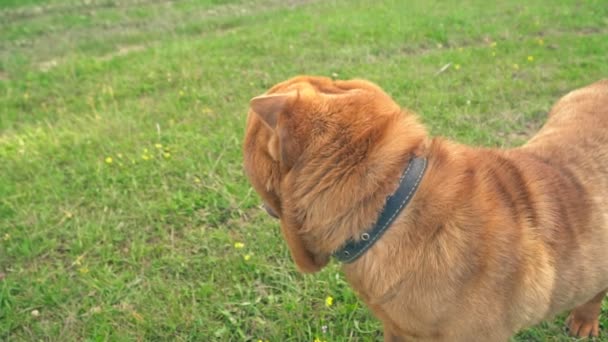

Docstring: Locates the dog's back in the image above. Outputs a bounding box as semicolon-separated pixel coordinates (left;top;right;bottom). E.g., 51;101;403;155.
519;80;608;320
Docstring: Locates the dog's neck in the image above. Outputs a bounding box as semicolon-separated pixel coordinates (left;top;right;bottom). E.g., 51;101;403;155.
332;156;428;263
283;111;430;261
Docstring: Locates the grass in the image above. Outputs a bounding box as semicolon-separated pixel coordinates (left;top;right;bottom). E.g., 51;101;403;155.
1;0;608;340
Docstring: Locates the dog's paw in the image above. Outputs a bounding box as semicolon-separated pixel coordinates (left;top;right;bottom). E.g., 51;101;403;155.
565;311;600;338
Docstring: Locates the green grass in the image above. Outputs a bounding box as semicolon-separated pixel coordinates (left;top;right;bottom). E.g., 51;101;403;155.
1;0;608;340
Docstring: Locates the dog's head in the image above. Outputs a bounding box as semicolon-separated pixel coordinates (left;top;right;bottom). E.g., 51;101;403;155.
243;76;407;273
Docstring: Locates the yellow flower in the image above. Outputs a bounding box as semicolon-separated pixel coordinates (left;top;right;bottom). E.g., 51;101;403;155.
155;143;163;149
142;154;150;160
163;152;171;159
234;242;245;249
325;296;334;307
527;55;534;62
23;92;30;100
513;63;520;70
537;38;544;45
143;148;149;153
179;90;185;97
454;64;461;70
79;267;89;274
105;157;113;164
194;177;201;184
202;107;213;115
117;153;123;158
244;254;252;261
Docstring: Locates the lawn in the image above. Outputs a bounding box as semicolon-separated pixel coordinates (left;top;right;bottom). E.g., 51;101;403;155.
1;0;608;340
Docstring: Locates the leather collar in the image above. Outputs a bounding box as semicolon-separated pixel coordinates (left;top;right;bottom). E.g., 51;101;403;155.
333;156;427;263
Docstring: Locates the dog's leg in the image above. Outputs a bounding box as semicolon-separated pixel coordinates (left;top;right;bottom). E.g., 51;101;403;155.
565;289;607;338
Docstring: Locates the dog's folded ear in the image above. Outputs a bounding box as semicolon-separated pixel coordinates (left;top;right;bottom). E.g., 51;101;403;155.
250;92;296;130
249;91;303;168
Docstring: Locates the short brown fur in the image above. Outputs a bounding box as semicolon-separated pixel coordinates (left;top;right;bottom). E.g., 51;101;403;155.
243;76;608;341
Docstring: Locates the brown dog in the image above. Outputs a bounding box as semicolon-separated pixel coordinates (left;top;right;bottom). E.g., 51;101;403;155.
242;76;608;341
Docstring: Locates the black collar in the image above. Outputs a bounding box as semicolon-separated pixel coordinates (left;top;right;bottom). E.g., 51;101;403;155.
333;156;428;263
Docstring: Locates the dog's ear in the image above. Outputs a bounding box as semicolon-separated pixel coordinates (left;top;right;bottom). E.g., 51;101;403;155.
250;91;302;168
250;92;295;130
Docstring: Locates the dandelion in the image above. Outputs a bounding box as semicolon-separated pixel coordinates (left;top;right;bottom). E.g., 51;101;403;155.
234;242;245;249
143;148;149;153
142;154;150;160
537;38;544;45
105;156;113;164
79;267;89;274
155;143;163;149
513;63;520;70
2;233;10;241
454;64;461;71
65;211;73;219
194;177;201;184
325;296;334;307
527;55;534;62
243;254;252;261
117;153;123;158
179;90;185;97
163;152;171;159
